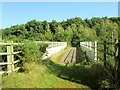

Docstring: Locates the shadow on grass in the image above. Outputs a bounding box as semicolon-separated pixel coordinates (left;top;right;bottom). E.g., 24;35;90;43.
40;58;107;90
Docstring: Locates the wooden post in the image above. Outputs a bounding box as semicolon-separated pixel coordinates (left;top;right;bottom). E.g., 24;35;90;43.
7;41;14;73
7;41;12;72
11;41;14;72
104;41;106;68
94;41;97;61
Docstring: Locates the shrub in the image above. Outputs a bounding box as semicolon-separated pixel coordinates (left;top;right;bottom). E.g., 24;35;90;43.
99;80;111;88
18;40;48;72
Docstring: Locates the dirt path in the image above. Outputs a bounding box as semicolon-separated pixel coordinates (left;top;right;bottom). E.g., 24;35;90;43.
60;47;77;64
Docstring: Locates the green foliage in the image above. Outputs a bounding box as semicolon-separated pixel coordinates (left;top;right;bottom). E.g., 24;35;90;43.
15;40;48;71
99;80;111;88
3;62;89;88
53;25;65;41
2;17;119;46
43;20;50;32
20;40;47;63
0;30;2;41
71;33;80;47
50;20;58;34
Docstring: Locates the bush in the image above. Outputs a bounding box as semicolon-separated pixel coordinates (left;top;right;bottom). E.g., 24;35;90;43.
99;80;111;88
18;40;48;72
0;40;48;72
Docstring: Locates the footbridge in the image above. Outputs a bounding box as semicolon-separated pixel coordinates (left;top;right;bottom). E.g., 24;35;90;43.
35;41;67;59
35;41;97;62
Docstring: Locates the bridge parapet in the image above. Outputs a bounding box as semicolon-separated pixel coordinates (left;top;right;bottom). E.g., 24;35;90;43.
35;41;67;59
80;41;97;61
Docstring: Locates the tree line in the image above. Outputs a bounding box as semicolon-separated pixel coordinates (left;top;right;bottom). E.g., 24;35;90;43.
2;17;119;46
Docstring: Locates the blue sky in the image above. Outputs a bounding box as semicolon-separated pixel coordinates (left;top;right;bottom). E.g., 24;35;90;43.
1;2;118;29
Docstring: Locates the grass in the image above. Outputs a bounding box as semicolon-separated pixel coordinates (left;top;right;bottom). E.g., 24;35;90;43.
2;47;90;88
50;46;71;63
3;63;88;88
48;47;108;89
2;46;110;89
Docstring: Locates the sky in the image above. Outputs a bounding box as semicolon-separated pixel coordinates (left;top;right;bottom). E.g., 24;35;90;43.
1;0;120;2
1;2;119;29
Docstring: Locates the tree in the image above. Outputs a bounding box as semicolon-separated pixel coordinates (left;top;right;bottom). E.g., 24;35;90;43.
42;20;50;32
71;33;80;47
54;25;65;41
50;20;58;34
0;30;2;41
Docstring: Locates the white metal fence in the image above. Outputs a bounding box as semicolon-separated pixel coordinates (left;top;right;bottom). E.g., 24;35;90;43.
35;41;67;48
80;41;97;61
35;41;67;59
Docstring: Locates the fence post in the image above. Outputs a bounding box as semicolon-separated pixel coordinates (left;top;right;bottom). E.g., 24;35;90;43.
104;41;106;68
7;41;14;73
7;41;12;73
94;41;97;61
11;41;14;72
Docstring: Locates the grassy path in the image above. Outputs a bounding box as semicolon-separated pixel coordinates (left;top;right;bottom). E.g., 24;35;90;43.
3;47;106;89
2;47;90;88
3;63;89;88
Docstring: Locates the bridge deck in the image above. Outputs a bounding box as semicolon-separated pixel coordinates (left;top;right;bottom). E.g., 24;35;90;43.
60;47;77;64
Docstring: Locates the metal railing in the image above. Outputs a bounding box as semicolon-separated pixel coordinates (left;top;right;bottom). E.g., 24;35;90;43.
35;41;67;48
80;41;97;61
